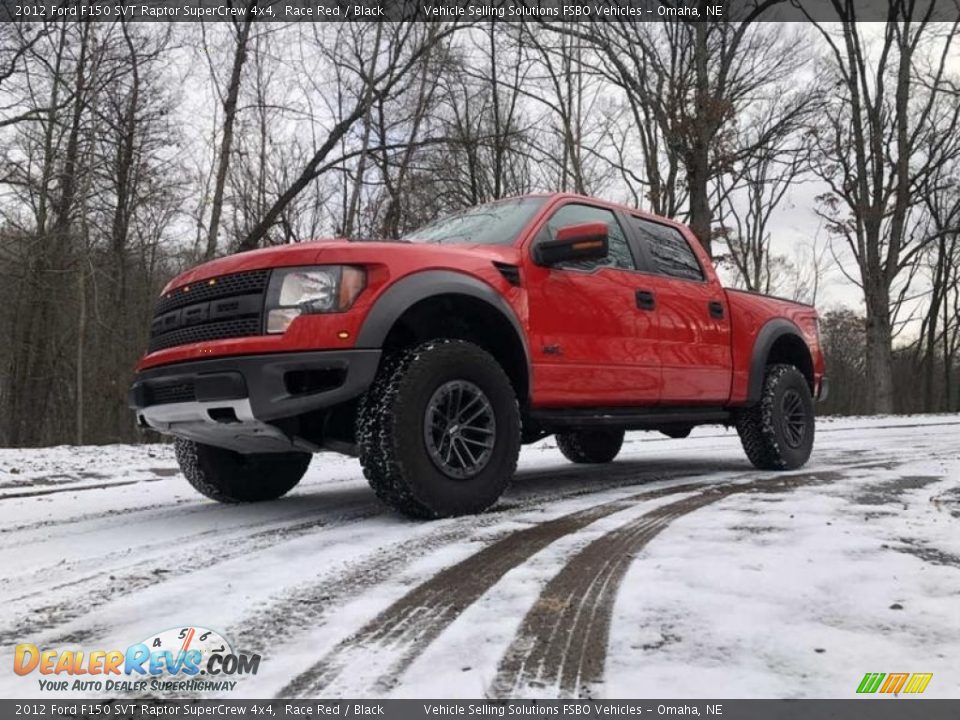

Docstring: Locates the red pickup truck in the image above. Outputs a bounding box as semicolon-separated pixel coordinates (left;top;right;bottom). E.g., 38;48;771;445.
130;193;826;518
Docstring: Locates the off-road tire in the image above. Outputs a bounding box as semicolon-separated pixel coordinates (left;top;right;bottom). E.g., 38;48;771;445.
736;363;815;470
174;439;310;503
357;339;521;519
556;429;624;464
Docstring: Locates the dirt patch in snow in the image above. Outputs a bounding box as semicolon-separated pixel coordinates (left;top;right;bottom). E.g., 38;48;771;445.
889;538;960;569
851;474;942;506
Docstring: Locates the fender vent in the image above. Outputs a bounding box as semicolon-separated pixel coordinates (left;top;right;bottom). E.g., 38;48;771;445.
284;368;347;396
493;262;521;287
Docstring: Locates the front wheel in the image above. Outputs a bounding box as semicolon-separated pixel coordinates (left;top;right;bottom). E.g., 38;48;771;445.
556;429;624;464
736;364;815;470
174;439;311;503
357;339;521;519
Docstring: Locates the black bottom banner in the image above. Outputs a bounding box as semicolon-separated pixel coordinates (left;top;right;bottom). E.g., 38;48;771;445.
3;699;957;720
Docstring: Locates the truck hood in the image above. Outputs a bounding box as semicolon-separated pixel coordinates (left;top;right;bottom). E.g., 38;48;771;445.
162;240;522;293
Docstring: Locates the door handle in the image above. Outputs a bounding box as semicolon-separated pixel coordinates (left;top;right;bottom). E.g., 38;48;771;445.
709;300;725;319
636;290;656;311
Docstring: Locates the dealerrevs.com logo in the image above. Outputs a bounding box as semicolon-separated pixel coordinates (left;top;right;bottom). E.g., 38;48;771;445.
14;626;260;693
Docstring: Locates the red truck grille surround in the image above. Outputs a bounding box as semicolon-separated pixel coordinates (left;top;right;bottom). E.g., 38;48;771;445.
148;269;270;353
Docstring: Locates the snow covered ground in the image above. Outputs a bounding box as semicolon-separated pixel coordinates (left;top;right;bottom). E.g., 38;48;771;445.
0;414;958;699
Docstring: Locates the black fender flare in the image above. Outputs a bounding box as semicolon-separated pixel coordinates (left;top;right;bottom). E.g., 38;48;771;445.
746;318;811;404
355;269;531;392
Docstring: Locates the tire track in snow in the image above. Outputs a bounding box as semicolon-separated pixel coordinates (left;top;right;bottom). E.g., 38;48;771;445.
2;443;904;685
229;467;734;681
488;468;857;697
22;459;736;656
15;459;716;595
0;476;165;500
279;453;904;697
216;456;782;671
0;498;195;538
277;478;747;697
6;456;745;653
131;465;740;699
0;497;384;645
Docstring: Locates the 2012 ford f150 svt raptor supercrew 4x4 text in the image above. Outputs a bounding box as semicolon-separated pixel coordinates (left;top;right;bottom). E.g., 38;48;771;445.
130;193;827;518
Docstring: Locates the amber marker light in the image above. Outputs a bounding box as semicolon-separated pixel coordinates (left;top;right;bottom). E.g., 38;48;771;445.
572;240;604;250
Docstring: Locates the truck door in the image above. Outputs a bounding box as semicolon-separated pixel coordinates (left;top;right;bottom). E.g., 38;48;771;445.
525;202;660;407
625;215;733;404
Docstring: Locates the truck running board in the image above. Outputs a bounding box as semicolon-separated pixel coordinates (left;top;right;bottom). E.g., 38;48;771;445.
528;406;732;432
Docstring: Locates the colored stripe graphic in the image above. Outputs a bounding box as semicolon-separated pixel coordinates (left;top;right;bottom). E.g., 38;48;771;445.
857;672;932;694
879;673;909;694
857;673;885;694
903;673;933;694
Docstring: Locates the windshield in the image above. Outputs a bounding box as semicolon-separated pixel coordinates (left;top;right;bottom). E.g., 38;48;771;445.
402;197;546;246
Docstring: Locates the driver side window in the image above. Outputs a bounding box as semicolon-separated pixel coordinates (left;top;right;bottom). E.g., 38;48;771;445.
545;204;636;272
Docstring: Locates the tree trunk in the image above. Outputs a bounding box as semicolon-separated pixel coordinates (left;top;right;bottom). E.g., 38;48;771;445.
689;20;712;257
204;17;254;260
688;151;712;257
864;285;895;414
75;265;85;445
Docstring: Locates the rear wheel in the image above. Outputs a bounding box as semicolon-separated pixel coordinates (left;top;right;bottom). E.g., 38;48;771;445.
358;339;521;519
736;363;814;470
556;429;624;464
174;439;310;503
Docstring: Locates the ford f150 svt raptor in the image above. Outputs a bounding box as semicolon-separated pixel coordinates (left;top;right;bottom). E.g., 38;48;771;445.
130;193;827;518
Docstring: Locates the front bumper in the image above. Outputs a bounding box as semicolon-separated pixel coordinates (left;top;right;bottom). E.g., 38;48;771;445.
129;349;380;453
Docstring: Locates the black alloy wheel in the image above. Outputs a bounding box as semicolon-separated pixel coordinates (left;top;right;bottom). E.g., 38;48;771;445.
423;379;497;479
780;388;808;449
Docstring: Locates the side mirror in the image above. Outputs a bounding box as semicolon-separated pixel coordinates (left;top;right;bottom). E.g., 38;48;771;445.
533;222;609;266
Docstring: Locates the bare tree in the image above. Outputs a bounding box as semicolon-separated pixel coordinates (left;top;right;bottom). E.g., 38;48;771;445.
915;159;960;412
805;7;960;413
387;22;537;218
199;2;260;260
2;21;99;445
546;9;809;255
235;22;463;252
713;92;819;293
818;308;868;416
516;23;614;196
0;21;183;446
0;21;56;131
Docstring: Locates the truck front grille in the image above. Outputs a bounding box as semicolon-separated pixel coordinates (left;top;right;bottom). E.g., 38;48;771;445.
148;270;269;353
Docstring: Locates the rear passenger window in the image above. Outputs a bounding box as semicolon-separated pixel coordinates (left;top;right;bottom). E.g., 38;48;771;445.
631;217;704;281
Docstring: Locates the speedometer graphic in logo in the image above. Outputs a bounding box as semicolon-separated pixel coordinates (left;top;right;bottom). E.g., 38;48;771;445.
140;626;232;669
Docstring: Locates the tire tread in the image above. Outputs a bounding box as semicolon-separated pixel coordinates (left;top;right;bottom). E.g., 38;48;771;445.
357;339;520;519
736;363;813;471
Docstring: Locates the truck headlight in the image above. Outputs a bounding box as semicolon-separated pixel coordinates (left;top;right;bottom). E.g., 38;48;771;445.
265;266;366;334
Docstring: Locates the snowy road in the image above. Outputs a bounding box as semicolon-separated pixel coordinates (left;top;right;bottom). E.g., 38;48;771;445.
1;415;958;699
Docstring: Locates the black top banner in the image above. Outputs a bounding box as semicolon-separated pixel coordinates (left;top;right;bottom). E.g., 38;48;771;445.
0;0;956;23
